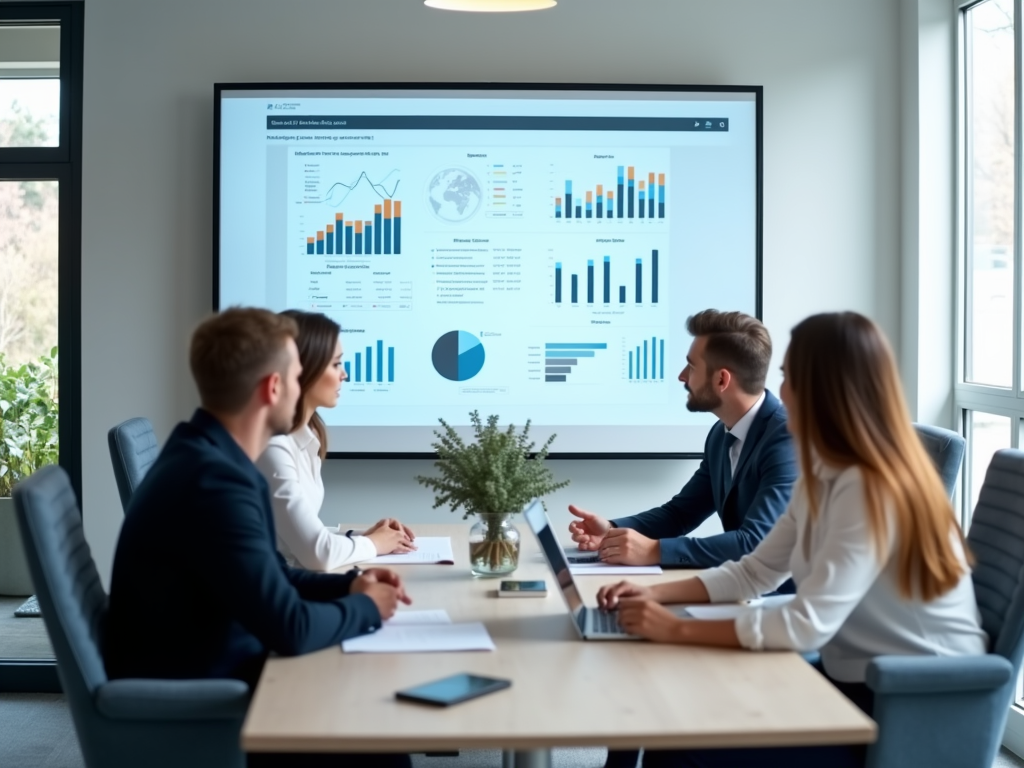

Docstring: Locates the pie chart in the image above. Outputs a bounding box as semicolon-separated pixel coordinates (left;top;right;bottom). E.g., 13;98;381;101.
432;330;485;381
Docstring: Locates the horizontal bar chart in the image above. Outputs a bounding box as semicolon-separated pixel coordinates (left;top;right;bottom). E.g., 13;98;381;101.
545;342;607;382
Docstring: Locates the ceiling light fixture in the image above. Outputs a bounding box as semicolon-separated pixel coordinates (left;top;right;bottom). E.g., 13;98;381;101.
424;0;556;12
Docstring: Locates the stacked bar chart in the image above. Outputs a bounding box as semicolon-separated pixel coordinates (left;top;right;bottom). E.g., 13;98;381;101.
627;335;666;380
554;250;660;305
545;342;608;382
345;340;396;383
306;200;402;255
554;167;665;220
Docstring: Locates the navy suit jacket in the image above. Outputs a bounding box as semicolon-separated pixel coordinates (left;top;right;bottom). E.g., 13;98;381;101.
612;391;797;568
105;409;381;688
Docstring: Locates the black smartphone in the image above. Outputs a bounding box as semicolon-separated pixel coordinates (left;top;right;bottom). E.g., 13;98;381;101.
395;673;511;707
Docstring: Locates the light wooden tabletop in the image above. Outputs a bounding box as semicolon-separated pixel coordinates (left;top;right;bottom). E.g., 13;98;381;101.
242;522;876;753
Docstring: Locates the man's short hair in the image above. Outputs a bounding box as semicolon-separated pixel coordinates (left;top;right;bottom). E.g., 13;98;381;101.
686;309;772;395
189;308;299;414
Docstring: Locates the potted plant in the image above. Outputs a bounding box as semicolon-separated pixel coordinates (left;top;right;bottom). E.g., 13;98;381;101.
0;348;59;596
416;411;568;577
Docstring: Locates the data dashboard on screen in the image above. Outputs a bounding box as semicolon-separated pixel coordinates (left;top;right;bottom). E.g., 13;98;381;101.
216;85;761;456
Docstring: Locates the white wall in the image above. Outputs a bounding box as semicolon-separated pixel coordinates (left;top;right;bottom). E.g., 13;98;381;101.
81;0;901;584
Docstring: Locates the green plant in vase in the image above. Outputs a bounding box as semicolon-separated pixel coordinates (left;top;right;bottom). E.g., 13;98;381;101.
416;411;569;577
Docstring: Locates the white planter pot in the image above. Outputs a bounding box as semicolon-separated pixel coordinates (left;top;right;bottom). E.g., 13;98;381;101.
0;496;35;596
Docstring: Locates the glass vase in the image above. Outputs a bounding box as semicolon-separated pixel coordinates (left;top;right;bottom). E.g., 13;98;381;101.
468;512;521;578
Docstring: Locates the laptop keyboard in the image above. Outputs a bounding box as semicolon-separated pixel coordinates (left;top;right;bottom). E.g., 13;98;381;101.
590;608;626;635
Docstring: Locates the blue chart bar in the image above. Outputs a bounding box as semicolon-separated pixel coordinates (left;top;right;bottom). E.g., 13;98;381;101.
652;250;659;303
326;231;334;254
555;263;562;303
354;353;362;383
394;215;401;253
617;166;624;218
639;188;645;219
365;346;373;384
571;274;578;304
365;225;373;255
307;240;315;255
603;257;610;303
565;181;573;219
388;347;395;382
635;258;642;303
619;285;626;303
587;260;594;303
376;340;384;382
374;210;382;254
544;342;608;383
344;361;351;380
628;336;667;380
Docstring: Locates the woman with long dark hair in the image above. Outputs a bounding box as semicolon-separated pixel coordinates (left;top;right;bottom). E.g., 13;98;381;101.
597;312;986;767
257;310;415;570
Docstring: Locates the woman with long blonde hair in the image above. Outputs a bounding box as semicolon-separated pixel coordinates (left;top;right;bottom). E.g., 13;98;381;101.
597;312;986;768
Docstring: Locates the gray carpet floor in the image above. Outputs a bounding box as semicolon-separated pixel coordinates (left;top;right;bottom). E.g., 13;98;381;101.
2;693;1024;768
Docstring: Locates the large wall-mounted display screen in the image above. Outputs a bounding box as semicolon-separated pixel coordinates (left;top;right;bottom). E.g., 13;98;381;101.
216;84;761;456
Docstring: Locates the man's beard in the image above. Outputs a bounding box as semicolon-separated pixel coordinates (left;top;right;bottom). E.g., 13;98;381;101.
270;392;298;436
685;380;722;413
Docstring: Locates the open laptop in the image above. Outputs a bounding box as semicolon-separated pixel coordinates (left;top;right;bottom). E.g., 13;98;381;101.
524;500;636;640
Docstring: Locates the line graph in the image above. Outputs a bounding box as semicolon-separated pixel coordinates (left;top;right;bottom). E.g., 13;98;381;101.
314;170;401;207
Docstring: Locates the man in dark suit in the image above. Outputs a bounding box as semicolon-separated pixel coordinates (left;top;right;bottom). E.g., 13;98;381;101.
105;308;411;768
569;309;797;569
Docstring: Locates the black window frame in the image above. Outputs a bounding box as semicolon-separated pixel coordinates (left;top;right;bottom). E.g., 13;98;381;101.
0;0;83;694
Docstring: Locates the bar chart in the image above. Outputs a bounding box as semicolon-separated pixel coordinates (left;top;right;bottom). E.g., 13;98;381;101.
626;335;667;381
554;167;666;220
306;199;402;255
544;342;607;383
345;339;396;384
554;250;660;305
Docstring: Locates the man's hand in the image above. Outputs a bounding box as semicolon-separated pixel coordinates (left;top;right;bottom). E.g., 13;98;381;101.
616;599;685;643
598;527;660;565
596;580;655;611
568;505;612;551
351;568;412;620
366;520;417;555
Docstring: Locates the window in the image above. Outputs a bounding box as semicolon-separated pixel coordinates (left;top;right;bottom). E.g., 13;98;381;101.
956;0;1019;527
0;3;82;692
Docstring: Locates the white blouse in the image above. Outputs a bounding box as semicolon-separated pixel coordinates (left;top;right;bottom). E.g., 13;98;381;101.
697;462;988;682
256;426;377;570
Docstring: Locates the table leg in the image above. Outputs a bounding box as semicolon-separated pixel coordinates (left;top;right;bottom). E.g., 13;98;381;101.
502;750;553;768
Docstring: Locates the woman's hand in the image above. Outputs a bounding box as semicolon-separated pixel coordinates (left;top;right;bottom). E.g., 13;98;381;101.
597;580;655;610
616;599;685;643
366;520;416;555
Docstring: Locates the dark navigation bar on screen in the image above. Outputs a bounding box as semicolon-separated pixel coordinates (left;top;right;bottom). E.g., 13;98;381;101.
266;115;731;132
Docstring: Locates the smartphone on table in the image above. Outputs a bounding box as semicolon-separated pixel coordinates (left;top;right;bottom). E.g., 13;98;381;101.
395;673;511;707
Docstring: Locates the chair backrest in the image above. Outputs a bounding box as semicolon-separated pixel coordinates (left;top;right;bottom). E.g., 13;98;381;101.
914;423;966;500
966;449;1024;670
107;417;159;514
13;465;109;697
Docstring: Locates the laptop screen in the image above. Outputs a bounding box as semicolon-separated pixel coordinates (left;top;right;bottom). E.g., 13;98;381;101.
524;501;585;615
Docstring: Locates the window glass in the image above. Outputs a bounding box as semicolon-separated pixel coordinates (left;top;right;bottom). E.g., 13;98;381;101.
0;25;60;148
966;411;1012;521
0;178;58;660
964;0;1015;387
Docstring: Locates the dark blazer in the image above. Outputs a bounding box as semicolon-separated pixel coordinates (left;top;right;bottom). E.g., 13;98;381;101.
104;409;381;688
612;390;797;568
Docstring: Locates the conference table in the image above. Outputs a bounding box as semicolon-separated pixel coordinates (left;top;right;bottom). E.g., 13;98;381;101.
242;523;876;767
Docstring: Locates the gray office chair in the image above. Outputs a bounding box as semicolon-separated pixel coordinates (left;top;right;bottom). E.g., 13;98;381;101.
865;449;1024;768
107;417;159;514
913;423;966;500
13;465;249;768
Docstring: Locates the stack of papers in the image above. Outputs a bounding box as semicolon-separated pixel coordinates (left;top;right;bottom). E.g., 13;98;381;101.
569;563;663;576
342;609;496;653
365;536;455;565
